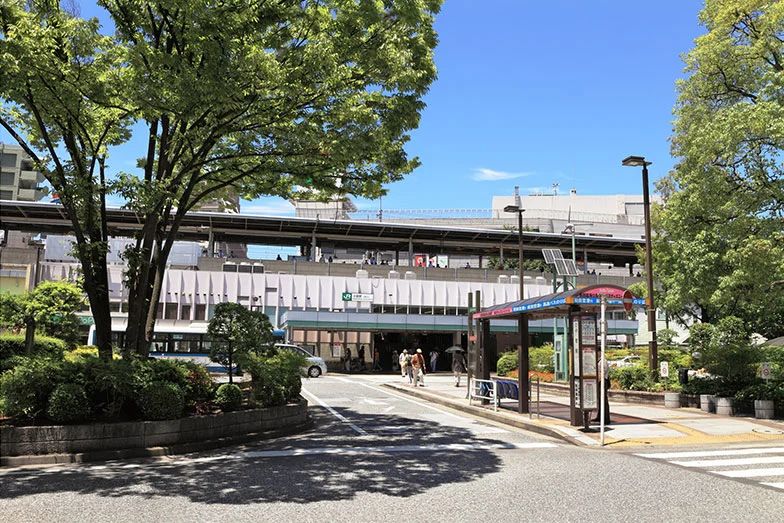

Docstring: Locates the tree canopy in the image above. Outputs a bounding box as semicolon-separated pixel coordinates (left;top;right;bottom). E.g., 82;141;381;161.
1;0;441;358
654;0;784;337
207;302;274;383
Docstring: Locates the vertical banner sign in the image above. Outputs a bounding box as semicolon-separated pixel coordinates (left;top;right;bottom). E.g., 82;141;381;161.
573;315;599;412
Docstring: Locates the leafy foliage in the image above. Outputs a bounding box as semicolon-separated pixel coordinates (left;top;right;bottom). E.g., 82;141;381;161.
208;303;274;382
214;383;243;412
243;350;306;407
46;383;90;424
0;356;63;419
137;381;185;421
689;317;761;380
654;0;784;337
0;334;66;362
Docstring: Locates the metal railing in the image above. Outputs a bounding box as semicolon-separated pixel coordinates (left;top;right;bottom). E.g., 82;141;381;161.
469;378;497;411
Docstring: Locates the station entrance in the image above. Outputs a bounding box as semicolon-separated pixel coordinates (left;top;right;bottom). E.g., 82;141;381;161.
372;332;458;371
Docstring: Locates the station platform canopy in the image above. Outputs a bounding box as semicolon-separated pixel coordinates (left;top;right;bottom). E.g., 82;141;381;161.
472;284;645;320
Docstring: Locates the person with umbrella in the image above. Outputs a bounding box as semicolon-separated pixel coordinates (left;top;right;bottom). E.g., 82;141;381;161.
447;346;467;387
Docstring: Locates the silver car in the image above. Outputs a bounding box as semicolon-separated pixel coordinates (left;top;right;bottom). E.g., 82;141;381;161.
275;343;328;378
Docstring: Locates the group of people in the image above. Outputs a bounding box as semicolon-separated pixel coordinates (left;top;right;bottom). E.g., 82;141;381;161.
396;348;467;388
341;345;383;372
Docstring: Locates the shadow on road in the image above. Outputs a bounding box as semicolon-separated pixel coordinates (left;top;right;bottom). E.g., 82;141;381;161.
0;407;505;505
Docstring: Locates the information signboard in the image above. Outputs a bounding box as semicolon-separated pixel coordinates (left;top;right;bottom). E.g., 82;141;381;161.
582;348;597;377
660;361;669;378
582;379;598;410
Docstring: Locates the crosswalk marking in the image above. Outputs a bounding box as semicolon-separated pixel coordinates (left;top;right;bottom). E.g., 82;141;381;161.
638;447;784;460
636;446;784;492
670;456;784;468
714;467;784;478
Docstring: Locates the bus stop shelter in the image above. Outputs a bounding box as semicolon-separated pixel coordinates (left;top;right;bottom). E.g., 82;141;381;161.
470;284;645;427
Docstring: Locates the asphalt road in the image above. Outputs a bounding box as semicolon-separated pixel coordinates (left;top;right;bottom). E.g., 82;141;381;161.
0;374;782;522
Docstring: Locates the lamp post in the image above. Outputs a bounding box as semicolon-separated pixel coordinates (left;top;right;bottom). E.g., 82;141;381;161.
504;204;528;413
622;155;658;374
561;221;593;288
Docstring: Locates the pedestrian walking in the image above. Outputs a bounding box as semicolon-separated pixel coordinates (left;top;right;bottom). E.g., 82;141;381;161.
392;350;399;372
344;346;352;373
412;348;426;387
452;352;467;387
358;345;366;371
401;350;413;383
373;347;382;371
429;350;439;373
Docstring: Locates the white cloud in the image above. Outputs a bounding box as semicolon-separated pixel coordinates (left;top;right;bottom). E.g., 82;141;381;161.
472;168;532;182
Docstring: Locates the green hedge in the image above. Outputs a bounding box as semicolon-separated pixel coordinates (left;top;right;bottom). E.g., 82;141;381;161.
46;383;90;424
215;383;243;412
137;381;185;420
243;350;305;407
0;334;66;361
496;345;555;377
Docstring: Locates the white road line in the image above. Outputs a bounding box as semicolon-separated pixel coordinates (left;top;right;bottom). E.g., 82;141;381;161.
188;441;558;462
332;376;470;421
637;447;784;460
671;456;784;468
301;387;368;436
761;482;784;490
713;467;784;478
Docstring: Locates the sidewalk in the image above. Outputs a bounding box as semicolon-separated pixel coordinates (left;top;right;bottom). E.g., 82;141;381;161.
384;374;784;449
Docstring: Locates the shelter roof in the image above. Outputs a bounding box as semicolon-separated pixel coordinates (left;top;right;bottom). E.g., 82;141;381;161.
472;284;645;320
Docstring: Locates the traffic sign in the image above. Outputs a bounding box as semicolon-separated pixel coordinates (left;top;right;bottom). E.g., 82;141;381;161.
623;289;634;313
760;362;772;380
659;361;669;378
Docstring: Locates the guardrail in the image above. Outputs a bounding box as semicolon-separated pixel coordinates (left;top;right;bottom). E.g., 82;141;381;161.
470;376;541;418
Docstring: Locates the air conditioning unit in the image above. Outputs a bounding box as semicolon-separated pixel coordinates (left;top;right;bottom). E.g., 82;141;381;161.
222;263;237;272
355;269;369;278
510;275;520;285
497;275;510;284
404;271;417;280
388;270;400;279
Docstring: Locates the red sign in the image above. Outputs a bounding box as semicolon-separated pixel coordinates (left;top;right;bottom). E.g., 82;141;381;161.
623;289;634;313
581;286;627;298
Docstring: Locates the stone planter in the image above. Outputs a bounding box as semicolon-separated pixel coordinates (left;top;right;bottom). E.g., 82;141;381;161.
681;393;700;408
754;399;775;420
664;392;681;409
715;396;734;416
700;394;715;413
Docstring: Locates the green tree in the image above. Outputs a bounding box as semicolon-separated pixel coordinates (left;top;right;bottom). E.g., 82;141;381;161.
0;2;131;360
0;293;27;332
0;0;441;359
207;303;274;384
27;280;86;347
654;0;784;337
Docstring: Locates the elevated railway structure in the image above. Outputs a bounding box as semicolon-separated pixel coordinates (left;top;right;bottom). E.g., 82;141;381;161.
0;200;643;267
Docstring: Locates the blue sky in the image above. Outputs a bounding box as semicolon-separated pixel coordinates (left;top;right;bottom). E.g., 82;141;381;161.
2;1;704;217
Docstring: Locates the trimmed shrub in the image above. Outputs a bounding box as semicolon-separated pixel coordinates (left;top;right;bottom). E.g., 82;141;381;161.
530;344;555;373
497;351;517;377
0;356;64;419
136;381;185;421
610;364;654;391
132;358;213;408
0;334;66;361
78;359;135;420
215;383;243;412
46;383;90;423
243;350;305;407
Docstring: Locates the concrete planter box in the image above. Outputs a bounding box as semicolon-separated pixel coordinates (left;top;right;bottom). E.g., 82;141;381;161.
700;394;715;413
680;394;700;408
754;399;775;419
0;398;307;459
664;392;681;409
715;397;734;416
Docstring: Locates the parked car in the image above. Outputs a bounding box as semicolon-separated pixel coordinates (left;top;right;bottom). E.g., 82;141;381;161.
609;355;641;368
275;343;328;378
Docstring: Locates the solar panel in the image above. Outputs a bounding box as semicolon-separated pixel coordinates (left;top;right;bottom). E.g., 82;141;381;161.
554;258;580;276
541;249;564;264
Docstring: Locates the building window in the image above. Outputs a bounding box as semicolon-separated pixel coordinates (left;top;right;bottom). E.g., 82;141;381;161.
164;303;178;320
0;153;17;168
0;172;15;185
194;304;207;321
180;305;191;320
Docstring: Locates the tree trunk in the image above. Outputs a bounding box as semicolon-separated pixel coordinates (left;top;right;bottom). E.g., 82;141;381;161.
228;343;233;385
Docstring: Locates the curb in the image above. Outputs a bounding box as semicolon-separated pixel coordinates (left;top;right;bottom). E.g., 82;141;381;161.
0;417;314;468
382;383;593;447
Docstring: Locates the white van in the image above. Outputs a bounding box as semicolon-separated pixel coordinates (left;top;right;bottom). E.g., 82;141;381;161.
275;343;328;378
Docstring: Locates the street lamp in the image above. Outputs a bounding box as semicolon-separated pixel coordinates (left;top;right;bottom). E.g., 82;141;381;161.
561;221;593;287
504;204;528;413
622;155;658;374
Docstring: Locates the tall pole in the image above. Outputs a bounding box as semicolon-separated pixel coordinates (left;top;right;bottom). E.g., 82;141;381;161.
600;295;607;446
517;209;529;414
641;163;658;374
466;292;474;399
